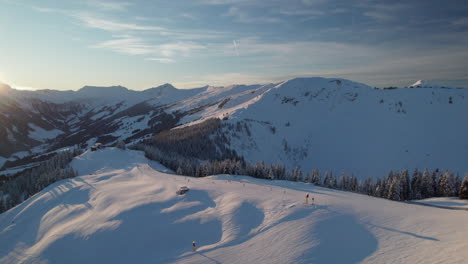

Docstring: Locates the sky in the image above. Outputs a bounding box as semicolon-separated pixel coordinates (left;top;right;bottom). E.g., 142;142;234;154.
0;0;467;90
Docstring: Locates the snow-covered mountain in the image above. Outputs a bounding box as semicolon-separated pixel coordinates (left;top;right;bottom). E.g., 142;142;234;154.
1;148;467;263
1;77;467;178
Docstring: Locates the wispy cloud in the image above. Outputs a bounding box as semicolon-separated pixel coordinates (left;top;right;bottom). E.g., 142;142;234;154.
224;6;281;23
174;72;277;88
23;0;468;88
92;35;206;59
197;0;253;5
145;58;175;63
73;13;164;31
92;36;154;55
180;13;198;20
278;9;324;16
452;17;468;26
86;0;133;11
361;2;410;22
363;11;395;22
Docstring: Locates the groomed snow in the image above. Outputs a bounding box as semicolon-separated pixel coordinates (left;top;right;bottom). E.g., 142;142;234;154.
0;149;467;264
411;197;468;210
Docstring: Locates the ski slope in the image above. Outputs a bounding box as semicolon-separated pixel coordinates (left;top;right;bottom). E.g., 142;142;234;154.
1;149;467;264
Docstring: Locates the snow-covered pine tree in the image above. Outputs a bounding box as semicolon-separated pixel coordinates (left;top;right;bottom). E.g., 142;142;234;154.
438;171;456;197
411;169;422;200
323;171;330;187
400;169;411;200
311;168;321;185
458;173;468;199
330;173;338;189
362;177;373;195
339;172;349;190
290;166;302;182
349;175;358;192
421;168;434;199
388;173;402;201
454;173;462;195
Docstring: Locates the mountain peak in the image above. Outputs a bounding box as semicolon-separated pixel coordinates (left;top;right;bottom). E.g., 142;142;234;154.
79;85;129;93
152;83;176;91
411;80;428;87
143;83;178;96
77;85;131;99
0;82;13;96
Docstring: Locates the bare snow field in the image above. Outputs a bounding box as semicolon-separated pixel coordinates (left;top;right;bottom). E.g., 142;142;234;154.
1;149;467;264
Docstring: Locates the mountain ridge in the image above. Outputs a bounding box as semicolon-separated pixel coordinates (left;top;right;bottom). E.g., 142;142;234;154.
1;77;467;179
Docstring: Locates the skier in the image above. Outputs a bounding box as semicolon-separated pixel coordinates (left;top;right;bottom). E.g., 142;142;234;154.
305;193;309;204
311;197;315;206
192;241;197;252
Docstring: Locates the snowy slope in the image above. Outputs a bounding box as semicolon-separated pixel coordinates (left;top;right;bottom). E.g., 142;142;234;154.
1;77;467;179
217;77;468;178
1;149;467;264
412;197;468;210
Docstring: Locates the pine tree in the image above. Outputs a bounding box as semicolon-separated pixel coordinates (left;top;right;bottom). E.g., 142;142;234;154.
374;179;384;197
362;177;373;195
339;172;349;190
349;175;358;192
323;171;330;187
459;173;468;199
454;173;462;195
411;169;422;200
438;171;456;197
388;172;402;201
421;168;434;198
400;169;411;200
330;173;338;189
311;168;321;185
431;169;440;197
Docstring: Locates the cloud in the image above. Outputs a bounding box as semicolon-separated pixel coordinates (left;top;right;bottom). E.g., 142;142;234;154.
86;0;133;11
224;6;281;23
278;9;324;16
31;4;224;61
92;36;154;55
32;7;59;13
92;35;205;58
301;0;328;6
452;17;468;26
145;58;175;63
197;0;252;5
180;13;198;20
174;72;277;88
363;11;395;22
74;13;164;31
361;2;410;22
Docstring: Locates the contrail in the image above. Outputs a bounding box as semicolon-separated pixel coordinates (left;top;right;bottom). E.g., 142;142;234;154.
233;40;239;56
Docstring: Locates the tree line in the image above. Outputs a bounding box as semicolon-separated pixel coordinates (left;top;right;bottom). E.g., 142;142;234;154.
137;143;468;201
0;149;81;213
135;118;468;201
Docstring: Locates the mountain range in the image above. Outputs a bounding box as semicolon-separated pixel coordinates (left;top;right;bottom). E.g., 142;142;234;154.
1;77;467;178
